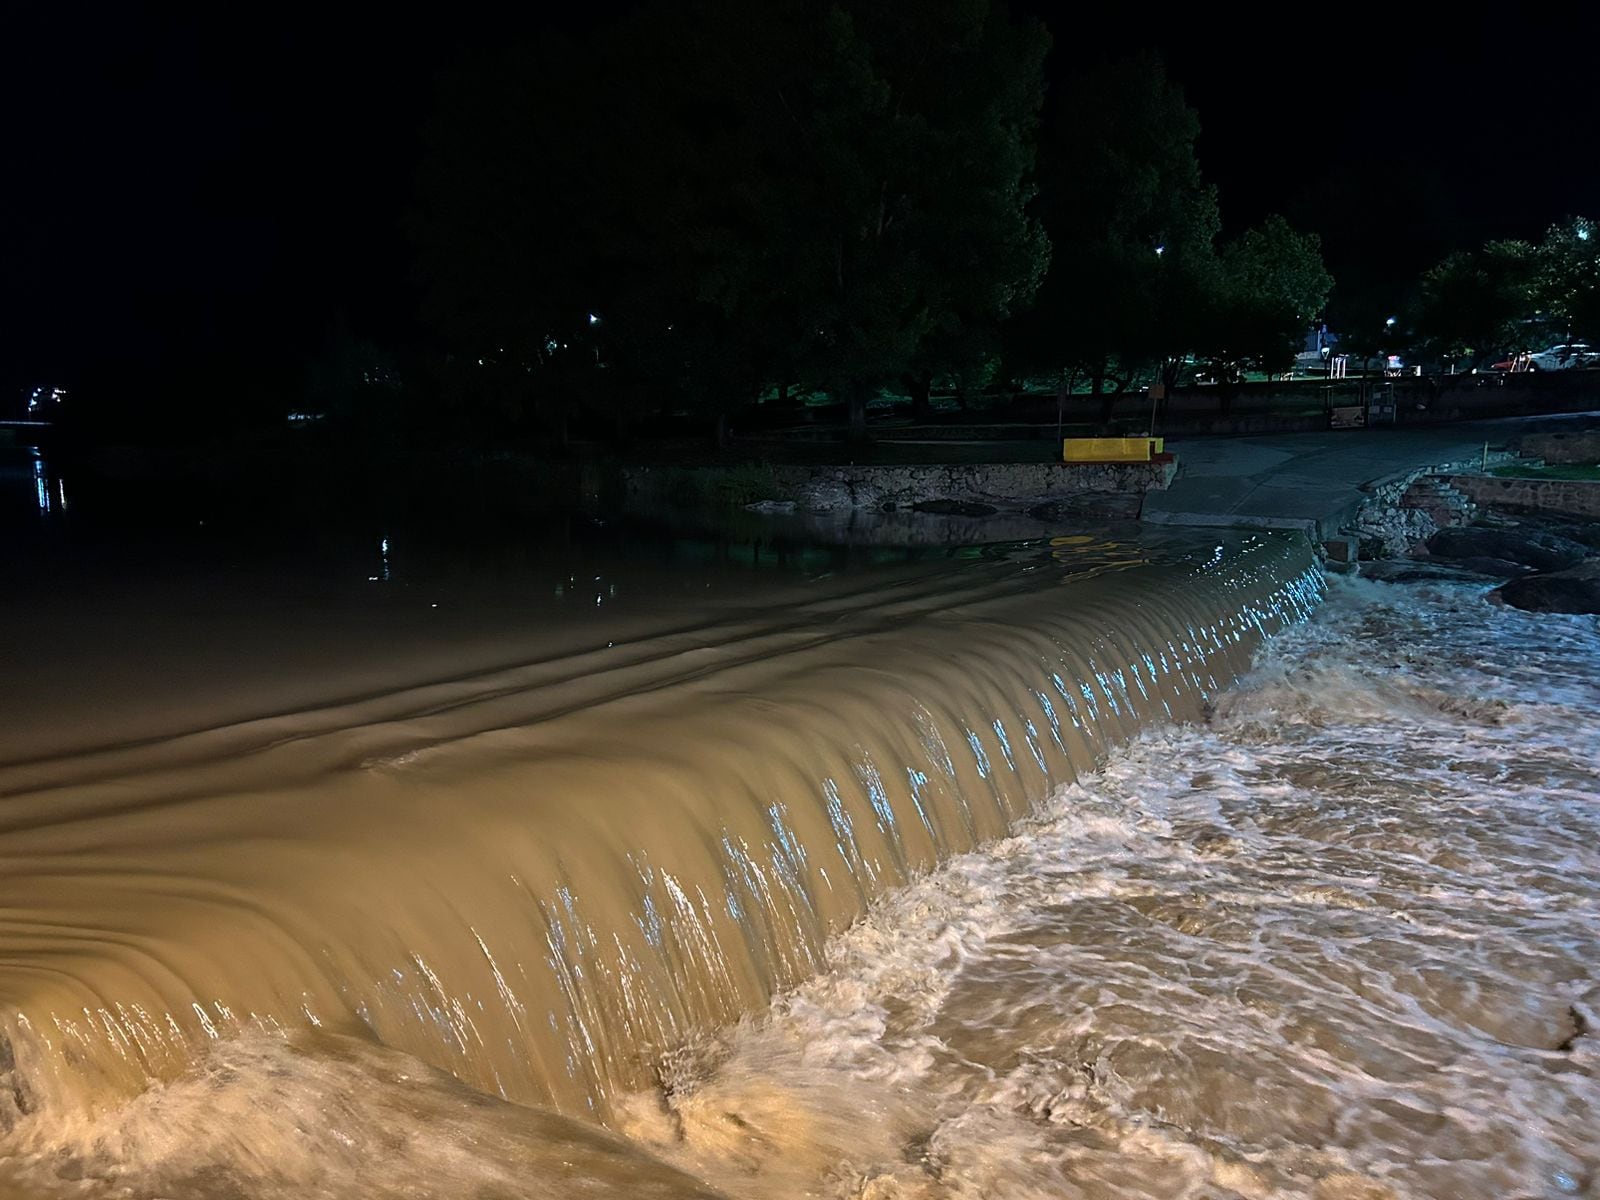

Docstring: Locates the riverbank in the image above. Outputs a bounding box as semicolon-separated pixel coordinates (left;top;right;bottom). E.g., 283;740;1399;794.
623;458;1176;517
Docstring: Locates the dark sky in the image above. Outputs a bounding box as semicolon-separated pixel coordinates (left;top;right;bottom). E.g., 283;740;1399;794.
5;2;1598;393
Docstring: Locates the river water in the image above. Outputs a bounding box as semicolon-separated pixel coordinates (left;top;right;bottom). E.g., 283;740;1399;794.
608;575;1600;1200
0;446;1595;1199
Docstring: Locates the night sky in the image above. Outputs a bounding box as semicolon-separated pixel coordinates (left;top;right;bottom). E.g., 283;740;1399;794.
5;3;1598;394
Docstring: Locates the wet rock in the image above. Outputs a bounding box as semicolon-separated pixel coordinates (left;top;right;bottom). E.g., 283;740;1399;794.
1424;526;1590;572
1359;561;1501;585
1541;520;1600;553
1475;509;1600;551
1448;556;1538;579
1353;505;1438;559
910;499;997;517
1553;1004;1588;1053
1494;559;1600;614
0;1032;30;1134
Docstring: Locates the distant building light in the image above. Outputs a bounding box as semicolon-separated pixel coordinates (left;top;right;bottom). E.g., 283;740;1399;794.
588;313;600;325
1154;244;1165;257
25;385;66;413
1385;316;1397;327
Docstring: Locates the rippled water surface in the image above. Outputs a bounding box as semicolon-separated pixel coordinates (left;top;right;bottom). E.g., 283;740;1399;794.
1;515;1595;1199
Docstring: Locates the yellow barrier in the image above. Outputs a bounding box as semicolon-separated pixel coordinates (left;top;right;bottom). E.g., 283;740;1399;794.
1062;437;1164;463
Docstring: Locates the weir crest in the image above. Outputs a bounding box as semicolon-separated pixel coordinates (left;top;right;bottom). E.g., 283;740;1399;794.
0;532;1323;1125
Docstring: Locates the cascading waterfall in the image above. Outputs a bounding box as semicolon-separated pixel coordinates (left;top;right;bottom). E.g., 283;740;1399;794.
0;532;1321;1134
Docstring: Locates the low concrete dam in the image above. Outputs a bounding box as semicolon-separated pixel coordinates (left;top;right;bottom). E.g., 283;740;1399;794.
0;529;1325;1196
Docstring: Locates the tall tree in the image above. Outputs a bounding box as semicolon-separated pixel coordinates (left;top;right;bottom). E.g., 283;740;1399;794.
1206;215;1334;380
411;37;610;441
1536;216;1600;343
411;0;1050;445
770;0;1052;437
1410;240;1536;366
1017;52;1220;422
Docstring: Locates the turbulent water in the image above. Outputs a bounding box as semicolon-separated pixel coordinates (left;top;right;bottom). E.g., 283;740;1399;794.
1;529;1596;1198
604;575;1600;1200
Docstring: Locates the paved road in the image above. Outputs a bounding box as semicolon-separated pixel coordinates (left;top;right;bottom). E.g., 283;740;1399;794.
1141;412;1600;538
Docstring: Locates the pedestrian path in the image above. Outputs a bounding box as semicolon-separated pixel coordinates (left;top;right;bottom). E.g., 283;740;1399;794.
1140;413;1598;538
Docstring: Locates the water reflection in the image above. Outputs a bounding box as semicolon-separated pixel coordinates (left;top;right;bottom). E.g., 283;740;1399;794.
0;446;1341;1200
369;535;393;582
0;446;67;522
0;445;1172;604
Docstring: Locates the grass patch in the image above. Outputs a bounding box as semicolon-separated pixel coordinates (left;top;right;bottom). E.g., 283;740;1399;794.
1491;463;1600;481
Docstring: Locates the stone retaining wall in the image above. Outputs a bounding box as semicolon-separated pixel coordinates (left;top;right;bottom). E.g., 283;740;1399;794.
1518;431;1600;464
1348;451;1518;557
625;459;1177;513
1441;474;1600;520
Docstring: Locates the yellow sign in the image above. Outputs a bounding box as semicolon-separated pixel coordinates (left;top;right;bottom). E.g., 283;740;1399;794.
1062;437;1163;463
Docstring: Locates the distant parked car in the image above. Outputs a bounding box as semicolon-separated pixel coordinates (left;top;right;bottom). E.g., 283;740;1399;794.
1529;342;1599;371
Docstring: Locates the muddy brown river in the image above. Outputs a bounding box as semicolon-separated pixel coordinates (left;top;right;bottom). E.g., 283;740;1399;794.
0;456;1593;1198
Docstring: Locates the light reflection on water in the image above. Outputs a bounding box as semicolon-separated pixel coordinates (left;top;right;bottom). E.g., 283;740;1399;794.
611;576;1600;1200
0;447;67;521
0;447;1371;1199
1;565;1592;1198
0;441;1155;589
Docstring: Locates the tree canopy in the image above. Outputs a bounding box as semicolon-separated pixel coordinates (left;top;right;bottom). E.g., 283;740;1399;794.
1209;216;1334;378
412;0;1051;440
1403;215;1598;366
1536;216;1600;343
1411;240;1536;363
1010;52;1220;408
1006;55;1330;414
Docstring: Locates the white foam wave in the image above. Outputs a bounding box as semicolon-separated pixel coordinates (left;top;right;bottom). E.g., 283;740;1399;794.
618;576;1600;1198
4;574;1596;1199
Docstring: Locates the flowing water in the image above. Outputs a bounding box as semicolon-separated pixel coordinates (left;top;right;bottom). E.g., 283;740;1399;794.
607;576;1600;1200
1;461;1595;1198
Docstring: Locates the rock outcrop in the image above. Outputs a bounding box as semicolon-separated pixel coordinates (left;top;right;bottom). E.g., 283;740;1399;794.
1424;526;1590;573
1361;561;1514;585
1494;559;1600;615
